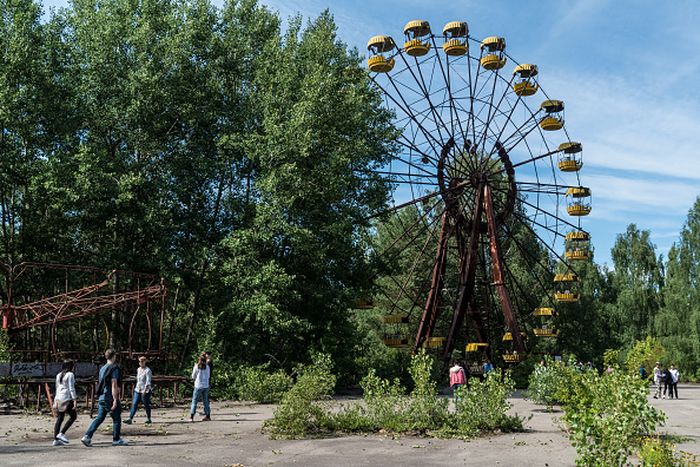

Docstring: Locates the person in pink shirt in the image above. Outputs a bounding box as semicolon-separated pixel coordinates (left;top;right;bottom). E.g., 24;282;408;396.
449;360;467;399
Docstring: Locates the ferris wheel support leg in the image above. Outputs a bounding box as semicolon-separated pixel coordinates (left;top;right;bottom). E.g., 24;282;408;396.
483;185;526;353
413;211;451;353
442;188;484;364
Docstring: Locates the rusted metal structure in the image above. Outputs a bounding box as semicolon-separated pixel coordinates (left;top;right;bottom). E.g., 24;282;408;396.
1;262;167;359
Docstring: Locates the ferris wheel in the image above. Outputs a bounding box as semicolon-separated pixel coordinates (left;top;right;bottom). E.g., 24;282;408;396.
363;19;592;365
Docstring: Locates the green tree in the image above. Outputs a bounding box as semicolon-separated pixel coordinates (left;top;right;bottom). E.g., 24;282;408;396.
609;224;663;345
655;197;700;375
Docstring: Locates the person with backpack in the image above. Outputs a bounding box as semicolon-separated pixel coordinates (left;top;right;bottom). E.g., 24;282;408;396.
82;349;128;446
190;353;211;422
449;360;467;400
52;360;78;446
124;356;152;425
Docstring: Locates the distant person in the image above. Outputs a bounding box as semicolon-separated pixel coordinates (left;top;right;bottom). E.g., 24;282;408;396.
52;360;78;446
125;356;152;425
663;366;673;399
669;365;680;399
639;364;647;381
482;359;494;376
190;353;211;422
449;360;466;399
653;362;663;399
82;349;128;446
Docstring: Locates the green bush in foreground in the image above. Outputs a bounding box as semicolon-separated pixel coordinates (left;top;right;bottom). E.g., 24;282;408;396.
527;356;580;407
264;354;336;439
235;365;293;403
267;351;523;439
562;369;666;466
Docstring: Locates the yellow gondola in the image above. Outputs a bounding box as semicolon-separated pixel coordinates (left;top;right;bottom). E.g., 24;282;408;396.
566;186;592;216
540;99;564;131
367;35;395;73
503;352;525;363
480;36;506;70
442;21;468;56
383;337;409;348
554;272;578;282
465;342;489;352
558;141;583;172
404;20;431;57
383;314;409;324
423;336;446;348
513;63;538;96
554;291;579;302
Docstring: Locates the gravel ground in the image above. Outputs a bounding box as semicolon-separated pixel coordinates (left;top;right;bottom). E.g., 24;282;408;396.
0;385;697;466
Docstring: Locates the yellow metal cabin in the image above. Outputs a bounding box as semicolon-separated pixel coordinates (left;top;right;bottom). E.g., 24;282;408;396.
480;36;506;70
558;141;583;172
442;21;468;56
540;99;564;131
513;63;538;96
367;35;396;73
404;20;431;57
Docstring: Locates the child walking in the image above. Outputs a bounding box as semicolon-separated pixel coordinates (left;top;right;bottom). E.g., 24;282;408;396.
52;360;78;446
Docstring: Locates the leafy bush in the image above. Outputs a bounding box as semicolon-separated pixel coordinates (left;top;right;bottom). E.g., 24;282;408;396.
527;356;579;406
331;352;520;438
441;370;523;438
562;369;666;466
626;337;666;377
638;436;677;466
264;353;336;439
235;365;292;403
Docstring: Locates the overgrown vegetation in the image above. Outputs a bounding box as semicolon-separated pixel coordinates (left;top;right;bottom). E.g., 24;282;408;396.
265;352;523;439
528;346;671;466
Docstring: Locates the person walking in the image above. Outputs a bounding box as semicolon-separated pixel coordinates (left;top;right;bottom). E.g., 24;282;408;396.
663;366;673;399
449;360;466;400
669;365;680;400
124;356;152;425
82;349;128;447
52;360;78;446
482;359;494;377
190;354;211;422
653;362;663;399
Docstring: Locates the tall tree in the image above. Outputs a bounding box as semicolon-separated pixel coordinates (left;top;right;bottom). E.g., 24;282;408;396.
609;224;663;345
656;197;700;375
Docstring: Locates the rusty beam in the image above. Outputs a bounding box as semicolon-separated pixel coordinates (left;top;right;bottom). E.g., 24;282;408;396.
483;185;525;353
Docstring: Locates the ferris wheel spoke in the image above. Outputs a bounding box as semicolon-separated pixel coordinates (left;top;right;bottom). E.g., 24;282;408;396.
395;50;452;145
371;76;444;155
436;42;467;143
395;135;440;168
375;201;445;259
475;67;508;163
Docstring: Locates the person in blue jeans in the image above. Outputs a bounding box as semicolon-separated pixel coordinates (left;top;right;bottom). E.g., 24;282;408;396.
125;356;152;425
82;349;128;446
190;353;211;422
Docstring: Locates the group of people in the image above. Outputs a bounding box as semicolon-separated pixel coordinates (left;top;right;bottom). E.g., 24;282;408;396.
448;359;494;396
650;361;680;400
50;348;214;447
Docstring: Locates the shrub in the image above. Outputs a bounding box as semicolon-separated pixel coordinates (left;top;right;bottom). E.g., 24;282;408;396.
527;356;579;407
626;337;666;378
235;365;292;403
562;369;666;466
264;353;336;439
441;369;522;438
638;436;677;466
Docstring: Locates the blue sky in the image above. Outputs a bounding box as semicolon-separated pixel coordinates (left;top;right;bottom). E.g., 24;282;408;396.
42;0;700;266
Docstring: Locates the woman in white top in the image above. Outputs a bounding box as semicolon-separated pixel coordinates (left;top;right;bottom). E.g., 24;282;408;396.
190;353;211;422
125;356;153;425
52;360;77;446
